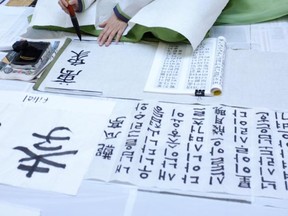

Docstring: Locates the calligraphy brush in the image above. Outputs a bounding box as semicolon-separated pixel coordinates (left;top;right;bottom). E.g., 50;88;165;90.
66;2;82;41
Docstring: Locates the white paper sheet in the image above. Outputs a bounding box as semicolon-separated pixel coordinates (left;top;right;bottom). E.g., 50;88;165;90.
209;25;252;50
0;51;6;59
0;6;34;50
0;202;40;216
86;100;288;206
0;79;33;92
144;37;226;96
0;180;137;216
133;191;288;216
0;91;115;195
209;16;288;53
36;39;157;96
251;17;288;53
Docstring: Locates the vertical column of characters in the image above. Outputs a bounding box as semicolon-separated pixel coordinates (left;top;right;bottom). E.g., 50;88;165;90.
253;111;279;198
96;116;126;160
135;104;165;187
211;37;226;91
232;108;252;195
157;45;183;89
187;41;211;91
157;106;184;188
113;102;151;183
52;49;90;85
274;111;288;198
180;106;207;191
92;113;129;181
209;106;226;187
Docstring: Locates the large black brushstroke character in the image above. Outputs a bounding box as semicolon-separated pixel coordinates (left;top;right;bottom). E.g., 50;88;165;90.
14;126;78;178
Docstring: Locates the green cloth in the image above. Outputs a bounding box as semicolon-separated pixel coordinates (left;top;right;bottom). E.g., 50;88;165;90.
217;0;288;24
126;26;186;43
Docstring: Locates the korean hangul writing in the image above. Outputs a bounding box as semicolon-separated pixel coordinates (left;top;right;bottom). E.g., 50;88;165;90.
115;102;150;176
232;109;252;189
138;105;164;180
92;101;288;200
212;37;226;86
157;45;184;89
209;106;226;185
186;42;211;90
182;107;206;185
158;108;184;182
275;111;288;190
255;112;277;190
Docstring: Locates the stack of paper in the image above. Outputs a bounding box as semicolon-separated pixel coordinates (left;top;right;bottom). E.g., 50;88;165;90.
0;6;34;50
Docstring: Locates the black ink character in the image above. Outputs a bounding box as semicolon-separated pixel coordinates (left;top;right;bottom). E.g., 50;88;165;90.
96;144;115;160
68;50;90;66
32;126;71;151
108;116;126;129
14;127;78;178
53;68;82;85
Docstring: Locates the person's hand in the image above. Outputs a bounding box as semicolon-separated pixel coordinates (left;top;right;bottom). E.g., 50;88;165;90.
98;13;128;47
58;0;79;14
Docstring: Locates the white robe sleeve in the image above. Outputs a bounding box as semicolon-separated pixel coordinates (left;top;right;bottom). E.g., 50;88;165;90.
114;0;154;21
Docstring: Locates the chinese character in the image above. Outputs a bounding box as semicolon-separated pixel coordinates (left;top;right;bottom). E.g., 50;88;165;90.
14;126;78;177
53;68;82;85
68;50;90;66
108;116;126;128
96;144;115;160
